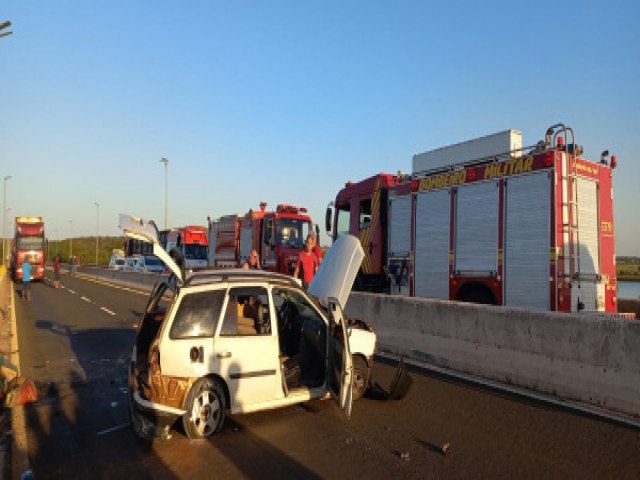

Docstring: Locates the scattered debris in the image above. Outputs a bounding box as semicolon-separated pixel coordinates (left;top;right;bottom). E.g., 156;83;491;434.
110;401;118;408
96;422;130;436
399;452;410;461
346;437;354;445
20;469;33;480
17;379;38;405
366;359;413;401
442;442;451;455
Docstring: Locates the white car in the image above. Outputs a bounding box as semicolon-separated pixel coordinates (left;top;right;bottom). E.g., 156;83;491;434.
123;256;140;271
137;255;164;273
119;214;377;440
108;255;126;271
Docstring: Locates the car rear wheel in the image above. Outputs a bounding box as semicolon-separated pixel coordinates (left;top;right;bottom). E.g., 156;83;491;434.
183;377;226;439
352;356;370;401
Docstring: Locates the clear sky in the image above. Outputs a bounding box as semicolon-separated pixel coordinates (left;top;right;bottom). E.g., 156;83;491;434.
1;1;639;255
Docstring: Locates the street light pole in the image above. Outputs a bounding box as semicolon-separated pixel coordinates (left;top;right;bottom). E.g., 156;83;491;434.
94;202;100;265
3;175;11;265
160;157;169;229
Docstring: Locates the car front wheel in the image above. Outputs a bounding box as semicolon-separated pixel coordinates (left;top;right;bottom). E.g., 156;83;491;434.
352;356;370;401
183;377;226;439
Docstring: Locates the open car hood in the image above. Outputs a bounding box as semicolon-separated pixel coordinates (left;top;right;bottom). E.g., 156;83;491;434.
118;214;184;282
308;235;364;310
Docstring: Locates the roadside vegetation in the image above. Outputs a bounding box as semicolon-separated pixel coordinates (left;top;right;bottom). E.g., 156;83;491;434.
617;257;640;281
47;236;126;266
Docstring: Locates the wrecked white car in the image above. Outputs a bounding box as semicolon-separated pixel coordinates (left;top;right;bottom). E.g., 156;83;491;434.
119;214;377;440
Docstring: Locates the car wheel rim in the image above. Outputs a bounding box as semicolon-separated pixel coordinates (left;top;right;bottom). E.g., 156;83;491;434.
191;390;220;437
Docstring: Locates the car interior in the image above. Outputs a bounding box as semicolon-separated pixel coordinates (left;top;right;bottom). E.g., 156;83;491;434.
273;288;327;392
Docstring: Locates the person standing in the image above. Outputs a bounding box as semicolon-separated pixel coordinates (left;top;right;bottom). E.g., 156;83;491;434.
22;256;32;301
293;234;319;288
310;232;323;267
53;255;61;288
243;249;261;270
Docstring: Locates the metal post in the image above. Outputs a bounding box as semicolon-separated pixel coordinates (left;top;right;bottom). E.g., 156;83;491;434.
3;176;11;266
94;202;100;265
160;157;169;229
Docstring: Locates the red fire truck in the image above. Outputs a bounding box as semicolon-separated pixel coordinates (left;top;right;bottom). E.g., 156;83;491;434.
11;216;46;282
208;202;317;275
159;225;209;270
326;124;619;313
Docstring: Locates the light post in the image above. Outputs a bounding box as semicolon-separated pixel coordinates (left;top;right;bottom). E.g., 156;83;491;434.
3;175;11;265
94;202;100;266
160;157;169;229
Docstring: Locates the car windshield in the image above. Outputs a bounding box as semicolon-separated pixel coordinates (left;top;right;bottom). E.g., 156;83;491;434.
116;259;125;265
144;256;162;265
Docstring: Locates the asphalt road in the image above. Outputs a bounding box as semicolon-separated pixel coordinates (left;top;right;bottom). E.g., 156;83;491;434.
10;270;640;479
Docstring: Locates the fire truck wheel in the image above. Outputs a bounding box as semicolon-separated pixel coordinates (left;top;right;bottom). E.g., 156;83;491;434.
461;289;495;305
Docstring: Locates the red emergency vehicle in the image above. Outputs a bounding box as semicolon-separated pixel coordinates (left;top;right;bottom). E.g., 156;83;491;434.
11;216;46;282
159;225;209;270
208;202;317;275
326;124;619;313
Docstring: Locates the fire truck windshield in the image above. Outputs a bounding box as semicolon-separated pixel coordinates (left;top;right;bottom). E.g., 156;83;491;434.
277;219;311;248
336;203;351;237
17;236;44;249
184;244;208;260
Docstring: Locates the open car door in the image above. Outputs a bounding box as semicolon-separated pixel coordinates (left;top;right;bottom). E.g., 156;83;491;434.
326;297;354;418
118;213;184;282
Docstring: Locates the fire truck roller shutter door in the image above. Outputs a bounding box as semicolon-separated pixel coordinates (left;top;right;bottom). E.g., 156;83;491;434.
454;181;499;274
414;189;450;300
504;171;551;310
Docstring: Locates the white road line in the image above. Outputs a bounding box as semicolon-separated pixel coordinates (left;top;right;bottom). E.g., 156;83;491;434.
100;307;116;316
68;289;77;294
81;296;92;303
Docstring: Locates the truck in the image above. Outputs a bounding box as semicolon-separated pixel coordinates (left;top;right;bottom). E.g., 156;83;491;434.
11;216;46;282
208;202;316;275
159;225;209;271
325;123;619;313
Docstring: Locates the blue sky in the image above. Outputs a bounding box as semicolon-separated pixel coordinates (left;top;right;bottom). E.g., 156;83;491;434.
1;1;639;255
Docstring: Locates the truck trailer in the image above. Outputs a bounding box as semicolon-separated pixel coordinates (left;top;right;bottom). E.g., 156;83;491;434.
11;216;46;282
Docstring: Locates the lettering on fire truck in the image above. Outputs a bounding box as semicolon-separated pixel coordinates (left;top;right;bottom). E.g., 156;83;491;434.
418;156;534;191
601;221;613;235
483;156;533;179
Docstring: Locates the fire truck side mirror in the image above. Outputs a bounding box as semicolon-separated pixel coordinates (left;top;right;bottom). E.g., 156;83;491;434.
325;206;333;234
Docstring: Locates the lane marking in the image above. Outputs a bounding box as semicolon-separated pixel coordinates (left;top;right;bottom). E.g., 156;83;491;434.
101;307;116;316
81;296;92;303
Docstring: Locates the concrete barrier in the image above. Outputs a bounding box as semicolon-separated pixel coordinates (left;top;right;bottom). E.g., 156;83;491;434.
345;292;640;418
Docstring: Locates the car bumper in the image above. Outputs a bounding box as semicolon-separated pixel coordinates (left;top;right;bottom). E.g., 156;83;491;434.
128;371;185;440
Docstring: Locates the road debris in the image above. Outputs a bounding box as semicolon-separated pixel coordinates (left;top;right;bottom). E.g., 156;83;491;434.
399;452;410;461
97;422;130;436
442;442;451;455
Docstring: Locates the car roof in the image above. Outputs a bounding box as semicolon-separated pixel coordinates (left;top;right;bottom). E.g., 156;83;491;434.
182;268;301;289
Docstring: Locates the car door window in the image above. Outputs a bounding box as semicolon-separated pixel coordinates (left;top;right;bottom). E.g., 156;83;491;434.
170;290;225;338
220;287;271;336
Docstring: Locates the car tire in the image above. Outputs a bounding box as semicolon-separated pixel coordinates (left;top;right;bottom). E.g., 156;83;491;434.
352;356;370;401
183;377;226;439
